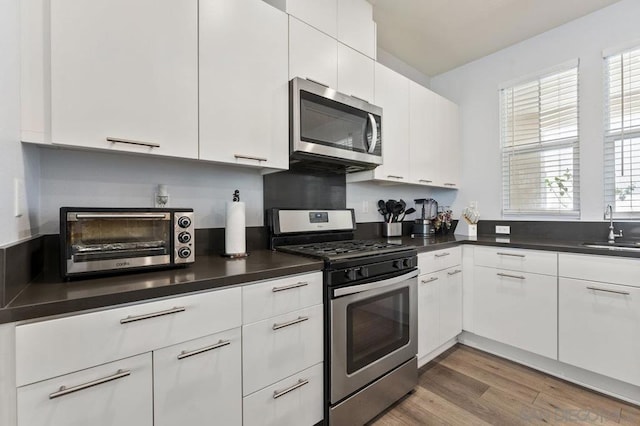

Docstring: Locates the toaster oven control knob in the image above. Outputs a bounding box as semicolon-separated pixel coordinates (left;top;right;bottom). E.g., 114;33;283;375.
345;269;357;281
177;216;192;228
178;247;192;259
178;231;192;244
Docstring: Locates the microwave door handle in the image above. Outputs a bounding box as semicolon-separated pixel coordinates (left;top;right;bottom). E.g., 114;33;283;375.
333;270;418;297
367;113;378;153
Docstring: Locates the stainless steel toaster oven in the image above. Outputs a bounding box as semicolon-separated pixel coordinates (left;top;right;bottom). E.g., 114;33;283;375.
60;207;195;279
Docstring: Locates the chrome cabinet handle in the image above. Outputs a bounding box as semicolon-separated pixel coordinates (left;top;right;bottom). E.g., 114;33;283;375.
272;281;309;293
177;340;231;360
497;272;525;280
120;306;185;324
234;154;267;162
421;276;438;284
273;379;309;399
586;286;630;296
497;252;526;258
419;179;433;183
387;175;404;179
49;369;131;399
447;269;462;276
444;183;457;187
107;137;160;148
273;316;309;331
434;252;451;258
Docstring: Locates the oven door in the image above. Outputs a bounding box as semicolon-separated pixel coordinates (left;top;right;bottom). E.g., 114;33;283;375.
330;269;418;403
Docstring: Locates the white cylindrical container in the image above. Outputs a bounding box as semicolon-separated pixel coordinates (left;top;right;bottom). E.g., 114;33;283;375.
225;201;246;256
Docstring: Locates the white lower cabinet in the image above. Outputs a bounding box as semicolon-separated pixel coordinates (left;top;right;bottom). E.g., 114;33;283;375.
559;278;640;386
417;248;463;363
153;328;242;426
17;353;152;426
243;363;324;426
473;266;557;359
242;304;323;396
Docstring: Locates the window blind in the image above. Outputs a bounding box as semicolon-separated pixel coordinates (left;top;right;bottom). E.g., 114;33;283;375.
500;65;580;215
604;46;640;215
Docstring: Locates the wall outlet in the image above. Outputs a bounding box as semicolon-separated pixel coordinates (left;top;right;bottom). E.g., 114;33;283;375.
495;225;510;235
14;178;25;218
362;200;369;214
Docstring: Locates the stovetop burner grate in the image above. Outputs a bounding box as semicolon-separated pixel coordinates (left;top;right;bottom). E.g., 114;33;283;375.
277;239;413;261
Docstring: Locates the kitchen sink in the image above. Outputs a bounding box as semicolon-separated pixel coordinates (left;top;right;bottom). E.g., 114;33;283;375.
582;241;640;252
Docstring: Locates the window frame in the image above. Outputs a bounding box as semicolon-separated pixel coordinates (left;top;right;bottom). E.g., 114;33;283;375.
499;60;581;218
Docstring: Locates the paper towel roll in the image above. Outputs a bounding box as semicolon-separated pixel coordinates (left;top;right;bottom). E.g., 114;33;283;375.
225;201;246;255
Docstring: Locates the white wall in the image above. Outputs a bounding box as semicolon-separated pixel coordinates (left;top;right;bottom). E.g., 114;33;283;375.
38;148;264;234
346;181;458;222
0;0;40;246
430;0;640;221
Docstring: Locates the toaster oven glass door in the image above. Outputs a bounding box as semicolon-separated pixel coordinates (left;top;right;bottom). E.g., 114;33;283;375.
65;212;172;274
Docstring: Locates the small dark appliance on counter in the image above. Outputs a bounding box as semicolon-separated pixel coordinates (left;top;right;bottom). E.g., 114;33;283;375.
60;207;195;279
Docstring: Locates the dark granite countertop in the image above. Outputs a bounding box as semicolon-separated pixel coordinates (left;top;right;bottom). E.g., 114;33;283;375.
2;235;640;325
0;250;322;324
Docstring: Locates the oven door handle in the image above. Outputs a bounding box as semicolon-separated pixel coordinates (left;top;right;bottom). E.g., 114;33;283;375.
333;270;418;297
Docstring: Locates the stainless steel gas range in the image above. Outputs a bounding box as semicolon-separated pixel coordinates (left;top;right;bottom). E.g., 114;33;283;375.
268;209;418;426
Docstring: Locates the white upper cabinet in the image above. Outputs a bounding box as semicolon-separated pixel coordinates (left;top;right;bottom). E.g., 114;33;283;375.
337;43;375;103
347;63;409;184
265;0;338;37
48;0;199;158
199;0;289;170
435;95;461;188
289;17;338;88
337;0;376;58
409;81;440;186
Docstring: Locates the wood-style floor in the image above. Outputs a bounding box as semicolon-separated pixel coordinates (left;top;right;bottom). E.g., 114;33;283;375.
369;344;640;425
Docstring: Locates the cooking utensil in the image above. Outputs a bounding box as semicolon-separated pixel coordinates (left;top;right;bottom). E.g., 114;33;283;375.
392;202;404;222
399;207;415;222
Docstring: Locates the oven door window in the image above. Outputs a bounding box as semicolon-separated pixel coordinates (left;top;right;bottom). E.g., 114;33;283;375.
67;215;171;262
300;90;381;156
346;287;410;374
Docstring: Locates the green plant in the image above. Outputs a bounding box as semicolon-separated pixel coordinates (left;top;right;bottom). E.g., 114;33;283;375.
545;168;572;208
615;183;636;201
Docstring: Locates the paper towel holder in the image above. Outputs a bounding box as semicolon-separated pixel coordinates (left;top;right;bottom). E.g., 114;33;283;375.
222;190;249;258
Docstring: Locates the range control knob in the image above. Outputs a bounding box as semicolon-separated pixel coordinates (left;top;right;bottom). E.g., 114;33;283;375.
392;260;402;269
177;247;192;259
177;216;192;228
345;269;357;281
178;231;192;244
357;267;369;278
403;258;413;268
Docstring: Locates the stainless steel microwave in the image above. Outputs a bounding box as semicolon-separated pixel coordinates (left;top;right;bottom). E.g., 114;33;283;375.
290;77;382;172
60;207;195;279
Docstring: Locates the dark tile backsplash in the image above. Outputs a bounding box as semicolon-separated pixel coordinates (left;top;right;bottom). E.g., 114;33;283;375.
477;220;640;242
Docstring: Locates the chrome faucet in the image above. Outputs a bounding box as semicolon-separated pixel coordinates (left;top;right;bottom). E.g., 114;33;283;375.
605;204;623;243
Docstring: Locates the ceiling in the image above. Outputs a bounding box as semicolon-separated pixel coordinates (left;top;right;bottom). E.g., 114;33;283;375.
369;0;621;77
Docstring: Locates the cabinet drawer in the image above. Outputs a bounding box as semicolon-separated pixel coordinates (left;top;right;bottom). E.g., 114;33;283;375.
559;253;640;287
473;266;557;359
242;272;322;324
418;246;461;274
243;304;323;395
559;278;640;386
17;353;152;426
243;362;324;426
154;328;242;426
16;287;241;387
474;246;557;276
